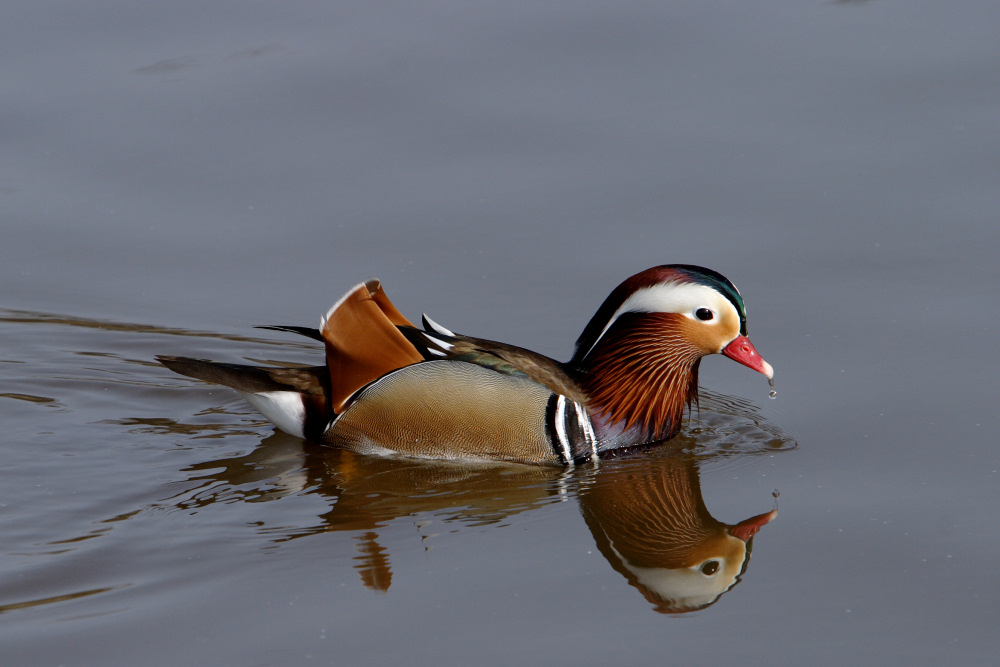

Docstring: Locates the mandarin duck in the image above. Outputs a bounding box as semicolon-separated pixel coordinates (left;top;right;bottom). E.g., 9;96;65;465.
159;265;773;465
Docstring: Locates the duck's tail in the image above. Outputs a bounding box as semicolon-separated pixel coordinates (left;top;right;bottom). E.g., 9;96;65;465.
157;355;333;440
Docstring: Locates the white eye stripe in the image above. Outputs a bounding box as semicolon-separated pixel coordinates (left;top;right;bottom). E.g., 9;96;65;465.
580;282;736;360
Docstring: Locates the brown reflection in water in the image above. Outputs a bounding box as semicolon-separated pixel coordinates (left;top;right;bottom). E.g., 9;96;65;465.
0;587;117;615
156;430;779;611
579;450;776;614
0;392;58;404
108;416;264;440
155;432;568;590
279;443;567;591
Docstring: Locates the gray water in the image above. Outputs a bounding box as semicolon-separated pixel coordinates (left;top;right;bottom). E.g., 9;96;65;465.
3;2;999;665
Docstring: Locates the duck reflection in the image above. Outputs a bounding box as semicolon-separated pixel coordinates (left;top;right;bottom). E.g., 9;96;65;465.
170;432;566;590
286;442;567;592
579;452;776;613
163;430;778;611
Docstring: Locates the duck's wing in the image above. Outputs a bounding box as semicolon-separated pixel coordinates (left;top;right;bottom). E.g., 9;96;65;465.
257;281;586;409
398;325;588;404
319;279;425;412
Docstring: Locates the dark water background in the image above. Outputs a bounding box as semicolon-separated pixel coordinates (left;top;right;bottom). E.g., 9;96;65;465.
3;1;999;664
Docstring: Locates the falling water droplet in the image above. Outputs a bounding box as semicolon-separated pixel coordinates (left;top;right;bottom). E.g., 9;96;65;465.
767;377;776;399
772;489;780;500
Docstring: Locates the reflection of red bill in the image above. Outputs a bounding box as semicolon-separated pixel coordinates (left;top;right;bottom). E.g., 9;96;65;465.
722;335;774;379
728;509;779;542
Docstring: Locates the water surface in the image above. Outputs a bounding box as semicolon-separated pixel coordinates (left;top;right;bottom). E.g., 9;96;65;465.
3;1;999;664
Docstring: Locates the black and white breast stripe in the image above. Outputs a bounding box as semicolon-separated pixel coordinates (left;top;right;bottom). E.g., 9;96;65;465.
545;394;598;466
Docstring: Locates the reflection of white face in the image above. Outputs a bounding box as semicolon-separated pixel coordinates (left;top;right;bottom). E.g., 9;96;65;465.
610;537;749;611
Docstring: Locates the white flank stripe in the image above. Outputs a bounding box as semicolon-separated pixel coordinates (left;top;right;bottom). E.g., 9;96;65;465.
574;401;598;461
238;390;306;438
553;395;572;465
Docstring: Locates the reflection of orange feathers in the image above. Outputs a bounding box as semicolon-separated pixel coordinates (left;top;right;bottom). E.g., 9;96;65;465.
581;456;724;570
354;531;392;592
321;280;423;412
579;455;775;614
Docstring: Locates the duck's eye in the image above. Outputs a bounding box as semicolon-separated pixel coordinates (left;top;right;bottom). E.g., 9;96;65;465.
700;561;720;576
695;308;714;321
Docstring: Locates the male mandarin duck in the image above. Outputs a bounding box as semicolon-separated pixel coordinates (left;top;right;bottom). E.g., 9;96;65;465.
159;265;773;466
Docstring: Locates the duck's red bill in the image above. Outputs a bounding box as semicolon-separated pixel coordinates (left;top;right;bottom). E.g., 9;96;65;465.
721;335;774;379
728;509;778;542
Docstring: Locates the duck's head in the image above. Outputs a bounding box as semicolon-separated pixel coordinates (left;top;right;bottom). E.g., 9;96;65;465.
571;265;772;440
